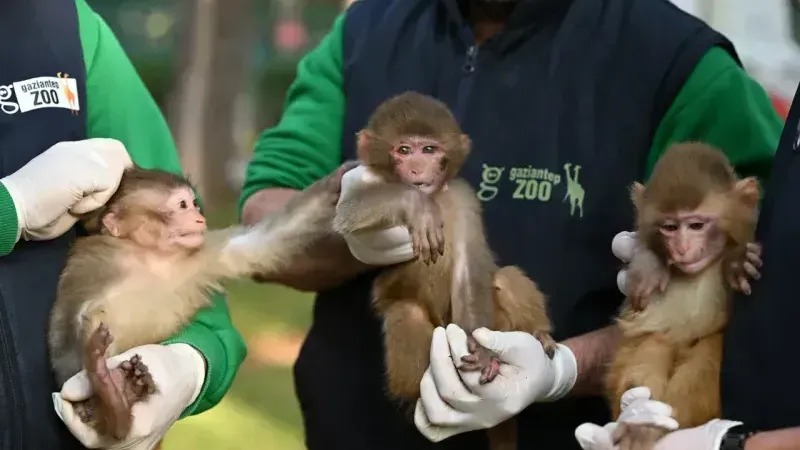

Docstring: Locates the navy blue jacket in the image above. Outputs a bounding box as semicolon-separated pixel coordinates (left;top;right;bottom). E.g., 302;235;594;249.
0;0;88;448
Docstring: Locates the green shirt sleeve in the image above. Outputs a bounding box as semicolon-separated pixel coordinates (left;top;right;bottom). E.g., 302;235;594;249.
646;46;783;186
238;13;346;214
76;0;246;417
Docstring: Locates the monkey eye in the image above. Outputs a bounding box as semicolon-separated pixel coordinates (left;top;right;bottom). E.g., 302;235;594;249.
688;221;706;231
396;145;411;155
660;223;678;233
422;146;438;153
193;199;199;208
179;200;188;209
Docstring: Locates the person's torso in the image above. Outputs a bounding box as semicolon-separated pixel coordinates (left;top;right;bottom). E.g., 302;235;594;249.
295;0;736;448
721;83;800;430
0;0;88;448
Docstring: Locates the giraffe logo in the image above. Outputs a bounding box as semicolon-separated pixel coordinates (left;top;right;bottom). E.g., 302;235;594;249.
57;72;78;115
562;163;585;218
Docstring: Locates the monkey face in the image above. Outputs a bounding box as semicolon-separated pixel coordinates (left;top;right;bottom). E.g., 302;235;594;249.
165;187;207;249
658;211;726;275
392;136;448;194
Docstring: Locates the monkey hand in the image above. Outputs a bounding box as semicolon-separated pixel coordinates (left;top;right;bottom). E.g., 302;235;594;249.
414;325;577;442
1;138;133;242
613;231;669;310
338;164;417;266
574;387;740;450
723;242;763;295
407;193;445;264
52;343;205;450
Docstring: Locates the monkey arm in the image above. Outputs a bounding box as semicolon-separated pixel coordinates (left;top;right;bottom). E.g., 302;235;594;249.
240;188;370;292
562;325;621;397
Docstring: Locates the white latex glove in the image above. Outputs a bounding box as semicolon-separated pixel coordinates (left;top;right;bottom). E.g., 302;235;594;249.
414;324;578;442
574;386;741;450
1;138;133;242
53;343;206;450
337;164;415;265
612;231;637;295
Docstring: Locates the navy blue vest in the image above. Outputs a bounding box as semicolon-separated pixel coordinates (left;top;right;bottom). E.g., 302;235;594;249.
0;1;87;448
721;83;800;431
294;0;737;448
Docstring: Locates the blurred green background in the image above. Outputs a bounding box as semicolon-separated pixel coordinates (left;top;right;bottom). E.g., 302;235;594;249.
84;0;347;447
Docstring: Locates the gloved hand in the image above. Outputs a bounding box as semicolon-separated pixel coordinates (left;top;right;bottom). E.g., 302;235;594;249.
53;343;206;450
612;231;637;295
1;138;133;242
414;324;578;442
337;164;415;265
574;386;741;450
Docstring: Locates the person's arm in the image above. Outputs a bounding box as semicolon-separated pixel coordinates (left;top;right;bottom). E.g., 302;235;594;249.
239;13;369;292
76;0;246;416
744;428;800;449
564;47;782;397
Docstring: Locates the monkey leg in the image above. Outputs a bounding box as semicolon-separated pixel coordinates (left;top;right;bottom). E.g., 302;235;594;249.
612;422;670;450
661;333;723;428
606;334;674;420
381;301;436;402
491;266;557;357
76;323;157;440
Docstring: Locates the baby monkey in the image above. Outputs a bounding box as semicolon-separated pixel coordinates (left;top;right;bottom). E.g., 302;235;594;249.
48;164;352;442
605;142;762;450
334;92;556;449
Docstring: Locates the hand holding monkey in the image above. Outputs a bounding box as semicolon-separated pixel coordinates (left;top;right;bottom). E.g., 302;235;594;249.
2;138;133;242
613;229;763;310
53;343;205;449
414;325;578;442
575;387;741;450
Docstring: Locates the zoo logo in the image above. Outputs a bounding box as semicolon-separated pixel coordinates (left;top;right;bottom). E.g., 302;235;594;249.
475;162;585;218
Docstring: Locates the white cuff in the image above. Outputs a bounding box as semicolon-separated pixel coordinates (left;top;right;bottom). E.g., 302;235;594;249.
540;343;578;402
709;419;744;449
166;343;207;405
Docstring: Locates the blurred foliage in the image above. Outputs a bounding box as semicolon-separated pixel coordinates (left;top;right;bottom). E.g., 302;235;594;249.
87;0;341;114
83;1;343;447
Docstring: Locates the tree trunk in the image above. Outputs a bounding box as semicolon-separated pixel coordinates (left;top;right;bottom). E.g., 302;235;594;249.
167;0;254;214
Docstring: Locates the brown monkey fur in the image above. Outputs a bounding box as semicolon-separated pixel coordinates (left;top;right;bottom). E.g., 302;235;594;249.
48;164;354;442
333;91;556;450
605;142;762;450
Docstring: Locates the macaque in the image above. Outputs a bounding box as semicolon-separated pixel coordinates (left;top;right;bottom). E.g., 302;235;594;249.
605;142;762;450
333;91;556;449
48;164;353;442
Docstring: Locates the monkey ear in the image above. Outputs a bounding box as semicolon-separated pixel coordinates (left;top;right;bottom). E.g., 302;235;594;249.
459;133;472;152
735;176;760;208
101;212;123;237
356;130;373;160
629;182;646;210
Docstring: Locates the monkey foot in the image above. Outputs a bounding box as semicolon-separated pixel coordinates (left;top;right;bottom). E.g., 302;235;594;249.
73;398;97;424
460;336;502;384
534;331;558;359
84;323;114;385
119;354;157;402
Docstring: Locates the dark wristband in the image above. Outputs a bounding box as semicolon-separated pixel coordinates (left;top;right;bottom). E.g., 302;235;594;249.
719;424;758;450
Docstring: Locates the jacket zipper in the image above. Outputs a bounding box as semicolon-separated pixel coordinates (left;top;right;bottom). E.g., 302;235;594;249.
0;301;24;449
462;44;479;73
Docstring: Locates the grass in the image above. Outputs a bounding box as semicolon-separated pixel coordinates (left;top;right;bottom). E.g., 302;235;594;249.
162;206;315;449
